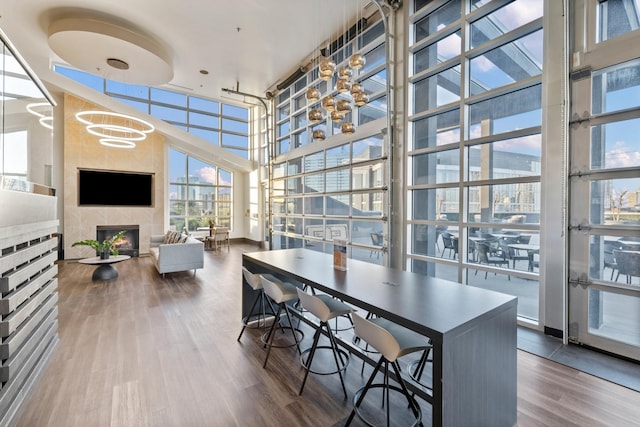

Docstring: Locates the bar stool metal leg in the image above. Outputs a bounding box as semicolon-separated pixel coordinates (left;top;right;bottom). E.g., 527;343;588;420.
296;288;353;399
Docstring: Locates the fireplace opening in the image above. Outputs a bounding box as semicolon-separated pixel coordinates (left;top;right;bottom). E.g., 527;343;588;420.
96;225;139;257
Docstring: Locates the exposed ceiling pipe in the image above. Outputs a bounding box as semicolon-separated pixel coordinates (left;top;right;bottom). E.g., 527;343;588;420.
221;87;273;249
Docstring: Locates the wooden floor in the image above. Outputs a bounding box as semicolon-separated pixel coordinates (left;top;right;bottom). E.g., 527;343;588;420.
14;243;640;427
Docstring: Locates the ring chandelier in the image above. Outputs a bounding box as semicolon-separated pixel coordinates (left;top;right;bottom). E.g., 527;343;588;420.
26;102;54;130
75;110;155;149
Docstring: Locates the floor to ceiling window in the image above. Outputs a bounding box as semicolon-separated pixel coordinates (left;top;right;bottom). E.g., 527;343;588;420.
568;0;640;361
169;148;233;231
270;15;389;263
54;65;250;158
407;0;543;320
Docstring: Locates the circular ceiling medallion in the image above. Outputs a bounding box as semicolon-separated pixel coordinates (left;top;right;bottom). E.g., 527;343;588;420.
48;17;173;86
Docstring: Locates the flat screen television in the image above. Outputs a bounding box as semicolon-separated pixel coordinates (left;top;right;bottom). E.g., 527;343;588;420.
78;169;154;206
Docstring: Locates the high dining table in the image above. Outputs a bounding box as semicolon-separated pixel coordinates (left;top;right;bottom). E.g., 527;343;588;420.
242;248;517;427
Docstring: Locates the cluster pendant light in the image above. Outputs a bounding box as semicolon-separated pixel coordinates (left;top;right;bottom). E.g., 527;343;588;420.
307;48;367;140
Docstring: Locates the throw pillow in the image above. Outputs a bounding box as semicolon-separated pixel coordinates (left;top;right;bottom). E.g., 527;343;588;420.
163;230;174;244
178;234;188;244
164;230;181;244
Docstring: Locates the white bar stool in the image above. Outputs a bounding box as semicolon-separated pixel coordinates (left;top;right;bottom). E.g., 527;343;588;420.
346;313;432;426
296;288;354;399
237;267;276;342
260;275;304;369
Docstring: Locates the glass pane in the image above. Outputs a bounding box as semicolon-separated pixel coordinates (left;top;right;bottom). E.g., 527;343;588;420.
352;221;383;246
278;120;290;138
188;157;216;184
359;95;387;125
55;66;104;92
411;259;459;282
353;135;383;162
412;149;460;185
362;44;386;73
189;111;218;128
327;194;350;215
304;173;324;193
588;235;640;282
470;0;543;48
412;188;451;221
415;0;461;43
2;131;27;174
272;198;285;215
190;128;219;145
189;97;219;114
411;224;444;257
467;135;542;181
168;184;183;201
219;168;232;186
326;169;350;192
169;149;187;182
287;177;303;194
353;162;383;189
278;88;290;104
278;104;290;120
288;158;303;175
590;178;640;225
113;96;149;114
169;200;186;216
150;88;186;107
221;133;248;149
469;30;543;95
598;0;640;43
326;143;350;168
467;182;541;224
295;94;306;110
293;129;308;148
273;162;286;179
352;246;384;265
414;65;461;113
304;197;324;215
286;197;303;215
468;270;539;320
588;289;640;346
414;31;461;74
106;80;148;99
187;200;214;215
294;76;307;93
305;151;324;172
294;112;307;129
591;118;640;170
413;109;460;149
361;20;384;47
469;85;541;137
151;104;186;123
278;138;290;155
222;103;248;120
592;59;640;115
222;118;248;133
361;69;387;94
352;192;383;216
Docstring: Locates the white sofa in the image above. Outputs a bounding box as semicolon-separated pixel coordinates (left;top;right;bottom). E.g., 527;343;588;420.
149;233;204;277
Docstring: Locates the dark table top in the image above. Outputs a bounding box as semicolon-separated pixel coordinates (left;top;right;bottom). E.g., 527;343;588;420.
243;248;517;342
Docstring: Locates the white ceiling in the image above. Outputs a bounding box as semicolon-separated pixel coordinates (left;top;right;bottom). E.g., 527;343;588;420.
1;0;368;102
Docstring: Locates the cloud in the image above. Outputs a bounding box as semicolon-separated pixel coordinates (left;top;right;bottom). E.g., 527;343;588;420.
196;167;217;184
493;135;541;152
605;141;640;168
495;0;543;27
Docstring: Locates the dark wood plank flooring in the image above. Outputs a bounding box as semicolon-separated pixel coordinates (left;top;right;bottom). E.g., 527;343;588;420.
14;243;640;426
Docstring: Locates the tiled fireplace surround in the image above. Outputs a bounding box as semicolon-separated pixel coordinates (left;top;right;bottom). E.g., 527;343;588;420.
63;94;165;260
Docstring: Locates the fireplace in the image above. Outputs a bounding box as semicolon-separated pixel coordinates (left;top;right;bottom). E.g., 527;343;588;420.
96;225;139;257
